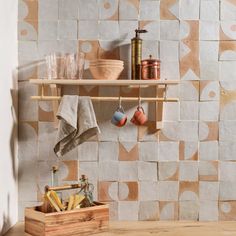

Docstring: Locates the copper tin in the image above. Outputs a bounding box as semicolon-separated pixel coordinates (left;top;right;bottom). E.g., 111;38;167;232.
141;55;161;80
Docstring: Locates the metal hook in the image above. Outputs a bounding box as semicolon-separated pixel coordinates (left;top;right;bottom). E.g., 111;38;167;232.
138;85;141;107
119;95;122;108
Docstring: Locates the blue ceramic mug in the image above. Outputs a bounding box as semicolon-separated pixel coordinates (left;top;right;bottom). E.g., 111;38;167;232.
111;106;127;127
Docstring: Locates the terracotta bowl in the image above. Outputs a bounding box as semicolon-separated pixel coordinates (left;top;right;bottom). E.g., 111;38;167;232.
89;65;124;80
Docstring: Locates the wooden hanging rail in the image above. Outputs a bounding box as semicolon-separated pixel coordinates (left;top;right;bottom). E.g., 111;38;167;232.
31;95;178;102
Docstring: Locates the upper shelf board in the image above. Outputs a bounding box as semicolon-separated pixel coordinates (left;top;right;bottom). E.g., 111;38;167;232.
29;79;180;86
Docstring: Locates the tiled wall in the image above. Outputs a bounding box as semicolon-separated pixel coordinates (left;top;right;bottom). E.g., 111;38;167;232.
18;0;236;221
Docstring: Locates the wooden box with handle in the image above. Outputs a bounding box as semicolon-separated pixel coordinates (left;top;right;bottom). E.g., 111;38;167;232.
25;180;109;236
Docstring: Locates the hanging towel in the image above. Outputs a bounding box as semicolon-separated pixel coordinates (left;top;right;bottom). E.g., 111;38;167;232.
54;95;100;158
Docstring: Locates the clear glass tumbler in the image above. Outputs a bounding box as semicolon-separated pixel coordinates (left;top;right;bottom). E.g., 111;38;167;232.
45;53;66;79
65;52;85;79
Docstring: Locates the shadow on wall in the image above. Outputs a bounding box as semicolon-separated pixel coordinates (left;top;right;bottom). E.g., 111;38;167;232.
1;71;18;236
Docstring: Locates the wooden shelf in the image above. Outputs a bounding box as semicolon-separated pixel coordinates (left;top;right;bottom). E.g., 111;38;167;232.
29;78;180;130
29;79;180;86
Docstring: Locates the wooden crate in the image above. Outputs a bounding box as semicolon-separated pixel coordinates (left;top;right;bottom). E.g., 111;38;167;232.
25;202;109;236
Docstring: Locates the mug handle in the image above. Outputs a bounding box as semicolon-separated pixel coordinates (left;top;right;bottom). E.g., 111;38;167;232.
137;106;145;114
117;106;125;114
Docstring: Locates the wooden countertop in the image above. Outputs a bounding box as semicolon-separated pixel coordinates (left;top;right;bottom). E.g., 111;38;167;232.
4;221;236;236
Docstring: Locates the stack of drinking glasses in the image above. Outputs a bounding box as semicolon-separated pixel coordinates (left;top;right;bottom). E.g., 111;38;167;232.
45;52;85;80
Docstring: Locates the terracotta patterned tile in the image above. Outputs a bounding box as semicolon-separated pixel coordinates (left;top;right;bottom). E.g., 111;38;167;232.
98;0;119;20
199;161;219;181
119;142;139;161
159;201;178;220
219;201;236;220
139;201;159;220
119;0;140;20
179;201;199;220
179;141;198;161
119;182;138;201
199;122;219;141
79;40;99;60
160;0;179;20
158;162;179;181
220;21;236;41
61;160;78;181
219;41;236;61
179;181;199;201
98;181;118;201
180;21;199;41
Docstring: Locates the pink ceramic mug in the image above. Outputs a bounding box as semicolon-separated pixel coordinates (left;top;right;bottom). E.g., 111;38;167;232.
131;106;148;125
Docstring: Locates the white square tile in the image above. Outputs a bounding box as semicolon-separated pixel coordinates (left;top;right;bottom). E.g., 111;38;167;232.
138;162;157;181
160;20;179;40
119;21;138;40
219;121;236;141
199;141;218;160
161;62;180;80
99;161;119;181
200;21;220;40
163;102;180;121
139;142;158;161
199;181;219;200
199;101;219;121
179;0;200;20
118;201;139;220
99;142;119;161
221;0;236;20
219;142;236;161
59;0;79;19
142;21;160;40
58;20;77;40
220;62;236;81
160;41;179;62
78;0;98;20
78;21;99;40
200;41;219;61
142;40;159;59
220;181;236;200
140;0;160;20
158;142;179;161
79;161;98;181
139;181;159;201
78;142;98;161
39;0;58;20
200;62;219;80
199;200;218;221
180;101;199;121
99;21;119;40
220;161;236;182
39;21;58;40
119;161;138;181
157;181;179;201
179;161;198;181
200;0;219;21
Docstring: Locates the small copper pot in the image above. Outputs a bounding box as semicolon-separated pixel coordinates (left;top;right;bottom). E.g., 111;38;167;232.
141;55;161;80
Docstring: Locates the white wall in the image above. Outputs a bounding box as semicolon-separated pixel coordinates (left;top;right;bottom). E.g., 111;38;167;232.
0;0;18;234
